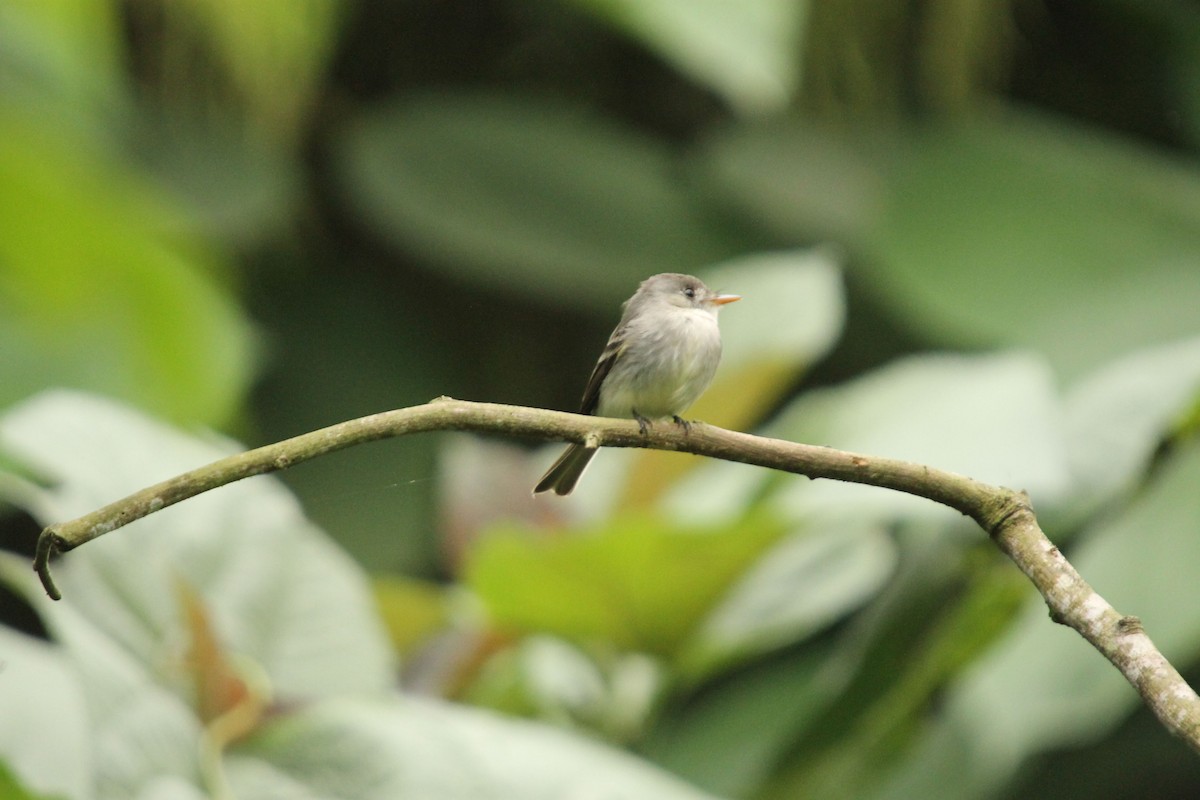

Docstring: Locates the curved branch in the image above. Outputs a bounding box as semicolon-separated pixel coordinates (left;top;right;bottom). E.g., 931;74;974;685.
31;397;1200;752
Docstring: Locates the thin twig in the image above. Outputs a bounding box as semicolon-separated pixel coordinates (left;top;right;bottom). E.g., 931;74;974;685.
30;397;1200;753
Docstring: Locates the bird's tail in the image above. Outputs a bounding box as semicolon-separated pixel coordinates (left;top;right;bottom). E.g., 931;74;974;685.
533;444;597;496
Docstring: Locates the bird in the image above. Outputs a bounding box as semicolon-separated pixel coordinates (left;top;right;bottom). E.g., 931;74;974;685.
534;272;740;496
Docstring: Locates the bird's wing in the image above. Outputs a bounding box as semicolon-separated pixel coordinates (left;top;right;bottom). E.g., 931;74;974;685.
577;327;626;415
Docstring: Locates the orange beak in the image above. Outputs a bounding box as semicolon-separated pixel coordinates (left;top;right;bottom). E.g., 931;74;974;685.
710;293;741;306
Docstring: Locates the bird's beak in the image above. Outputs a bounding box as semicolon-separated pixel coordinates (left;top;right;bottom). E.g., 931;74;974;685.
709;294;741;306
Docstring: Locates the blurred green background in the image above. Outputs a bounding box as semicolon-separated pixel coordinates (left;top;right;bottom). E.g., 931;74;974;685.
3;0;1200;798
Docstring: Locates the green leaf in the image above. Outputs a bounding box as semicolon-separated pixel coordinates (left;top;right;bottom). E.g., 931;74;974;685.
371;575;450;655
701;249;844;383
332;92;740;308
136;117;301;246
695;118;882;246
0;391;395;701
0;570;208;800
465;515;786;657
166;0;341;136
667;352;1070;523
0;760;66;800
868;114;1200;378
1061;335;1200;520
0;112;257;426
127;0;339;244
227;696;724;799
868;113;1200;376
0;0;128;130
699;112;1200;378
681;524;896;677
0;624;90;800
774;352;1068;513
651;527;1021;800
640;642;841;799
466;636;664;742
565;0;808;115
761;547;1029;800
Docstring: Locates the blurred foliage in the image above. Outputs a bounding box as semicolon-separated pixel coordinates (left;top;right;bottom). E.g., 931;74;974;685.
0;392;719;799
3;0;1200;798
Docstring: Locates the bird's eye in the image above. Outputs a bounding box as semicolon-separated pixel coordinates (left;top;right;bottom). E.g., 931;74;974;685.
683;287;696;299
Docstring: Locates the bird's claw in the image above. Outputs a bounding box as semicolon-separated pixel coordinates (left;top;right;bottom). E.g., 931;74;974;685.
672;415;692;435
633;411;651;436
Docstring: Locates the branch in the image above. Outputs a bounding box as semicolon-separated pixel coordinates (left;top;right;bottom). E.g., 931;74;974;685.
31;398;1200;752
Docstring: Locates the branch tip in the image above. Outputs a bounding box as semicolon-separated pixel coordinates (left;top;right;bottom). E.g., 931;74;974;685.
33;529;63;601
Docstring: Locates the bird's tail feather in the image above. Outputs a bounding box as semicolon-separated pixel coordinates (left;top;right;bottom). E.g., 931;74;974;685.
533;444;597;496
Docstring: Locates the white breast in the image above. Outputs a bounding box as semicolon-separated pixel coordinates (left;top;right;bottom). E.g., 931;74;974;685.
596;307;723;419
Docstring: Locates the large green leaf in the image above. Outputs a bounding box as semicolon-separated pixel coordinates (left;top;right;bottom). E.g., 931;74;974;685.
332;92;742;307
698;112;1200;378
868;114;1200;377
167;0;342;136
648;523;1025;800
465;515;785;658
0;391;394;700
694;117;882;247
130;0;339;244
700;249;844;384
667;351;1070;524
226;696;723;799
136;115;302;246
639;642;842;799
0;624;91;800
0;759;61;800
680;523;896;677
564;0;807;115
0;561;207;800
643;638;840;800
1061;334;1200;521
464;636;664;741
0;112;257;426
758;541;1030;800
0;0;127;130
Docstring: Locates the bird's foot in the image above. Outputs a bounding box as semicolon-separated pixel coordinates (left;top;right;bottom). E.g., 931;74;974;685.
672;415;692;435
633;410;652;436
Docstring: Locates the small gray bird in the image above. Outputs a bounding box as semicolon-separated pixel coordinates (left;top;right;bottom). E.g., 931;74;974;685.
534;272;740;496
